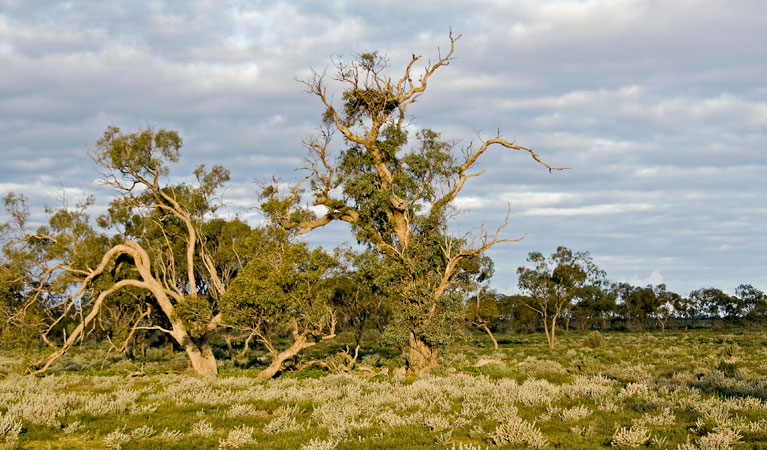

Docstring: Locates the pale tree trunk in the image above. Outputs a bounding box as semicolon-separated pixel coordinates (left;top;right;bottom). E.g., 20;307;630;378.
407;331;439;375
481;323;499;350
550;317;557;348
184;338;218;375
544;316;558;349
223;334;235;360
257;334;315;380
542;315;551;348
240;331;257;359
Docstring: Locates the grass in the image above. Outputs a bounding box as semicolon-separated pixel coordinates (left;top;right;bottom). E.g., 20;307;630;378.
1;329;767;449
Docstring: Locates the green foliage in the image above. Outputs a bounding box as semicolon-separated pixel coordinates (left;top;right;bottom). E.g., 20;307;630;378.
583;331;602;348
174;296;214;339
96;126;181;178
330;247;390;346
498;295;539;333
221;229;336;341
716;360;738;378
6;328;767;449
517;246;604;346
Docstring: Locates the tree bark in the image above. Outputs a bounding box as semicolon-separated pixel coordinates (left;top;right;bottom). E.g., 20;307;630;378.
257;334;315;380
547;317;557;349
184;339;218;375
481;323;499;350
407;331;439;375
223;334;234;360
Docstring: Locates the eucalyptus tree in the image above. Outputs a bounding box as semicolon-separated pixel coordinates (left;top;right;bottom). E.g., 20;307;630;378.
624;285;658;330
220;228;338;380
464;255;500;349
330;246;390;350
498;295;539;334
652;284;679;332
262;34;562;373
689;287;737;324
1;192;113;352
737;284;767;332
570;284;616;330
0;193;60;350
517;246;603;348
28;127;241;375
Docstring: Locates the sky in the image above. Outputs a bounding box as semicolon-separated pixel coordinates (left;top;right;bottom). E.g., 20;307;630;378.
1;0;765;296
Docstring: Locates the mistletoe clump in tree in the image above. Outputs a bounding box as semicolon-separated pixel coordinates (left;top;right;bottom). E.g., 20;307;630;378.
264;33;562;374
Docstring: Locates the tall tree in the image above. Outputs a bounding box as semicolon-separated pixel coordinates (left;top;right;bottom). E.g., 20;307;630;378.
29;127;238;375
517;246;603;348
571;284;615;330
653;284;679;332
498;295;539;334
689;287;737;324
737;284;767;332
263;34;562;373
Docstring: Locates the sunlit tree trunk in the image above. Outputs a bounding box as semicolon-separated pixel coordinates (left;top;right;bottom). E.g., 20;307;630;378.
407;332;440;375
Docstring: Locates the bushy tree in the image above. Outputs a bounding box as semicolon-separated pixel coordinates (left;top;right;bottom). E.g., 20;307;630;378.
689;287;738;325
517;246;603;348
652;284;679;332
220;228;337;380
330;246;390;350
498;295;539;334
570;284;616;330
1;191;117;355
737;284;767;332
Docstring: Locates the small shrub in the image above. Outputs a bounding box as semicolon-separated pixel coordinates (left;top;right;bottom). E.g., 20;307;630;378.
611;425;650;448
300;436;339;450
0;413;22;443
697;428;742;450
62;421;83;434
716;361;738;378
219;425;256;449
490;416;547;448
130;425;156;439
191;418;214;437
103;428;131;450
584;331;603;348
451;444;488;450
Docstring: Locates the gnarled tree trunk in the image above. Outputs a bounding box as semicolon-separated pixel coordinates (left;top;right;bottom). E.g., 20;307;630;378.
257;334;315;380
183;338;218;375
407;332;439;375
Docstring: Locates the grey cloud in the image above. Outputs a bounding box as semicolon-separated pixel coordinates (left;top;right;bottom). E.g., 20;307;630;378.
1;0;765;297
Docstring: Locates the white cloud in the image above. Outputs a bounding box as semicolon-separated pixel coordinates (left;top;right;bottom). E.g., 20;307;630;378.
0;0;765;296
629;270;664;288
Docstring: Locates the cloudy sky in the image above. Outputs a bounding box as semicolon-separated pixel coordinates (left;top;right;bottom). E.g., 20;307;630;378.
1;0;765;296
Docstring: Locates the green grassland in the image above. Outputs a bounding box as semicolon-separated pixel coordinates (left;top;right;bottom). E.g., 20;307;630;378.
2;329;767;449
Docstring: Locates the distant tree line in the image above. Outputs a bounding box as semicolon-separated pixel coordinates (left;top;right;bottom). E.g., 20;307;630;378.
479;247;767;348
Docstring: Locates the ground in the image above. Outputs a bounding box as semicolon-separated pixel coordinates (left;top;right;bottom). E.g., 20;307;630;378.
1;329;766;449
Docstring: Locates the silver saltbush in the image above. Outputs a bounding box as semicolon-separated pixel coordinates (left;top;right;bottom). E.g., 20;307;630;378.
611;425;650;448
490;416;547;448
